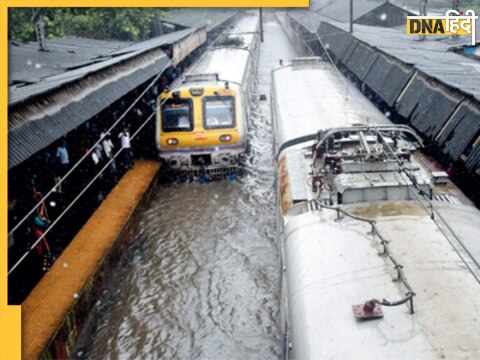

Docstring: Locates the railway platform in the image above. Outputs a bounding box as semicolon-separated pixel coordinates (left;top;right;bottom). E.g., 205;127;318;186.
21;160;160;360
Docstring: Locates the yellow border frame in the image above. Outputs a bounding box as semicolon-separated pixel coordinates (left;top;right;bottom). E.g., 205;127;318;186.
2;3;21;360
2;2;308;359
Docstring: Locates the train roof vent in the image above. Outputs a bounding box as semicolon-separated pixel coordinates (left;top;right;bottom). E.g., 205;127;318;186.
291;57;325;69
184;73;219;83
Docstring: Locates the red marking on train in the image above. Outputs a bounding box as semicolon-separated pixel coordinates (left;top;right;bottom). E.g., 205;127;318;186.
195;137;208;140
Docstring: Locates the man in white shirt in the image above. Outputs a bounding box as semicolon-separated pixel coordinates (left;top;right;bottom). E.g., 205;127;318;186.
118;127;134;168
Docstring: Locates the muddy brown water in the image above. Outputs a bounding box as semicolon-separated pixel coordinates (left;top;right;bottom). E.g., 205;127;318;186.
78;15;301;360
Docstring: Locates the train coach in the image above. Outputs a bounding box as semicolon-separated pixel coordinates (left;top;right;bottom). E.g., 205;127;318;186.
272;57;480;359
156;14;260;176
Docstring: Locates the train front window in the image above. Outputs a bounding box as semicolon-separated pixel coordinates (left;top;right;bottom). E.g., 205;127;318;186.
203;96;235;129
162;99;193;132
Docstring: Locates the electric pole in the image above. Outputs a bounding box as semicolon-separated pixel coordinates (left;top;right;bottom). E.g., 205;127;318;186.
259;8;264;42
349;0;353;33
32;8;47;51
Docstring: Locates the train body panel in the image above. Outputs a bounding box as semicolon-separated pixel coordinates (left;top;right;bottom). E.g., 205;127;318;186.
272;57;480;359
156;14;259;174
283;206;480;359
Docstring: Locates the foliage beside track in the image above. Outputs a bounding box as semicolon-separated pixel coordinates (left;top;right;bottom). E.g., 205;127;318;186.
8;8;167;42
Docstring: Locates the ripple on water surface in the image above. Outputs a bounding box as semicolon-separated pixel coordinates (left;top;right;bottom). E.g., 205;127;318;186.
82;17;302;360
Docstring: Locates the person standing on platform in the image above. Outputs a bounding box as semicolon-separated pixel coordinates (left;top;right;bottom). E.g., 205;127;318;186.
101;131;118;183
118;127;134;169
55;140;70;193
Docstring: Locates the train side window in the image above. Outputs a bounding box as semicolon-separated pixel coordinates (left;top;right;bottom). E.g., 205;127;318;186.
162;99;193;132
203;96;235;129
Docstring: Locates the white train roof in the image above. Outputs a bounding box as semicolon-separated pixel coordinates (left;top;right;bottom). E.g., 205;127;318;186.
272;58;392;152
229;14;259;34
283;204;480;359
188;47;250;86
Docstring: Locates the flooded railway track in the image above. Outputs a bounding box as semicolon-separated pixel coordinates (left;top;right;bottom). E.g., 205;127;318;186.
76;16;301;359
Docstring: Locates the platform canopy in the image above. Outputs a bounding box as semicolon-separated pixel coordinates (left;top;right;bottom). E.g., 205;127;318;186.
8;27;206;169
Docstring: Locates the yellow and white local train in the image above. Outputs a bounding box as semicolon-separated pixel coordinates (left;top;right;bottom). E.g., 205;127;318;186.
272;58;480;359
156;14;259;175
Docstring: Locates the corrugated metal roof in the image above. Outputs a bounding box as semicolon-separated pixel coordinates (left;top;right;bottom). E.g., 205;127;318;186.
161;8;240;32
316;0;385;23
466;143;480;170
355;2;415;27
438;102;480;160
8;52;170;169
8;37;130;86
287;8;480;168
316;21;354;60
288;9;322;33
289;10;480;101
314;20;414;107
310;0;334;13
108;28;200;56
364;53;414;107
344;41;378;80
8;28;198;106
397;73;464;138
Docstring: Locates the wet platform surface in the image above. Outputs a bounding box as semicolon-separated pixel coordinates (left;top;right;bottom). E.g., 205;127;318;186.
22;160;160;360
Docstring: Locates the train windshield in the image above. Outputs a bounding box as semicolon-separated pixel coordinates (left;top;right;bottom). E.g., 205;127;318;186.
203;96;235;129
162;99;193;132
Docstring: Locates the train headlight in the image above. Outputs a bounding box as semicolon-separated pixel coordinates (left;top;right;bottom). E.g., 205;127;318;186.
219;134;232;142
166;138;179;146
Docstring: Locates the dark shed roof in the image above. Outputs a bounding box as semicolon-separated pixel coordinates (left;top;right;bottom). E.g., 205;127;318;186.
293;9;480;101
344;41;379;80
9;51;170;169
8;37;131;86
438;102;480;161
364;53;414;107
355;1;415;27
342;24;480;101
397;73;464;139
161;8;240;32
8;27;206;169
9;28;197;106
316;21;354;60
466;143;480;171
315;0;384;23
288;9;322;33
287;7;480;168
315;20;414;107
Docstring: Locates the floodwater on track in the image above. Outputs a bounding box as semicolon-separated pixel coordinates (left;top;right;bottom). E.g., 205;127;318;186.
78;14;301;360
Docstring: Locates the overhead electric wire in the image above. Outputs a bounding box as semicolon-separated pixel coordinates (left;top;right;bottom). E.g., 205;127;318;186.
306;13;350;101
374;129;480;283
8;13;234;275
300;8;480;281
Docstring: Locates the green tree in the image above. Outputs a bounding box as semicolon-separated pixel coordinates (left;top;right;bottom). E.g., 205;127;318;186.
8;8;166;42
